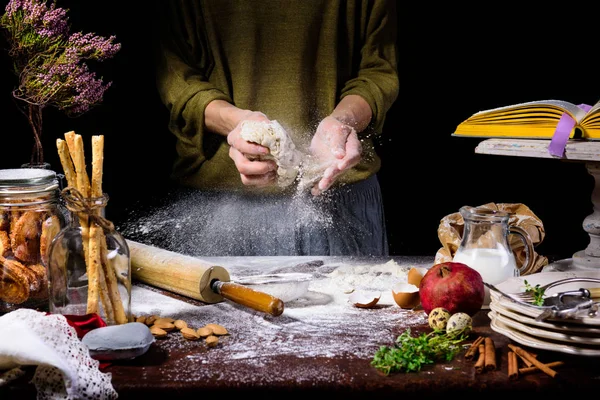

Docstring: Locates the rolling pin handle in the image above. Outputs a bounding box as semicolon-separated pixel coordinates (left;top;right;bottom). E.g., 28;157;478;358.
211;279;284;317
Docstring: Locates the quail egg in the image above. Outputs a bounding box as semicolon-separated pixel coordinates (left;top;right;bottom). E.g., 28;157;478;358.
428;307;451;331
446;312;473;335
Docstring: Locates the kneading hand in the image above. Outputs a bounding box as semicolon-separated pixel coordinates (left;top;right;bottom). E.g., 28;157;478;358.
309;116;362;196
227;111;278;187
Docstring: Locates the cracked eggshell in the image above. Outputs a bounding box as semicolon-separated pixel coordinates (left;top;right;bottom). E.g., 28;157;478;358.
391;282;420;309
349;289;381;308
407;267;428;287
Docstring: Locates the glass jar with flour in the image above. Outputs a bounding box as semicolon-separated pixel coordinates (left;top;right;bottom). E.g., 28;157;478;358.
452;206;535;306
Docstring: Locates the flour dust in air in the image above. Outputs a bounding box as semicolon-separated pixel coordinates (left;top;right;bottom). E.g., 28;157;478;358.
117;185;334;257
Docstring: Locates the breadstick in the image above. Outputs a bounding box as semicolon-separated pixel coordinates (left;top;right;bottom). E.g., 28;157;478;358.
89;223;114;323
91;135;104;198
56;139;77;188
64;131;90;196
86;134;117;320
100;231;128;324
70;134;97;313
72;134;90;198
92;135;127;324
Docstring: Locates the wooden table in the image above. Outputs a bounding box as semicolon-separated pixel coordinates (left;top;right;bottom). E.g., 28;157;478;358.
2;255;599;399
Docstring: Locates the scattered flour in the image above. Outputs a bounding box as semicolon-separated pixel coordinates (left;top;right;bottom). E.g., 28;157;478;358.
130;256;432;380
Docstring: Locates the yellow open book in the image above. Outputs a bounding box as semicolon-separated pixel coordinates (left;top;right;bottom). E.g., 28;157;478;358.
453;99;600;140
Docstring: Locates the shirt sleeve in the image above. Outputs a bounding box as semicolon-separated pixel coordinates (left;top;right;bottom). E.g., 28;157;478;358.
340;0;399;134
154;1;231;158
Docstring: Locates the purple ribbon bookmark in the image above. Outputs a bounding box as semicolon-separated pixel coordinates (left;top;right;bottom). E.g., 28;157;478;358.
548;103;592;157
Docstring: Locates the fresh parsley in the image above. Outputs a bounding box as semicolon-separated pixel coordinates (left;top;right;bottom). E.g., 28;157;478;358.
371;328;468;375
524;279;545;306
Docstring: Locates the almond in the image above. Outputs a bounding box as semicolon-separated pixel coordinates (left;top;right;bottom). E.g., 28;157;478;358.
153;321;175;332
136;315;147;324
205;323;228;336
197;326;213;337
154;317;175;325
145;315;159;326
150;325;168;339
174;319;188;330
205;335;219;347
180;327;200;340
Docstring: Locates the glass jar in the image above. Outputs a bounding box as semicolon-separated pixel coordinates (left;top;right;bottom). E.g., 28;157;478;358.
47;191;132;325
0;168;66;314
452;206;535;306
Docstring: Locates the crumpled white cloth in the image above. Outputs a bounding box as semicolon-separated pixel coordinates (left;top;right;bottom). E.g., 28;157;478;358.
0;309;117;399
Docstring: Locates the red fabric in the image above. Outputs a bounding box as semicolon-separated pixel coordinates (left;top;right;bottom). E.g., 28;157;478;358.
63;313;107;339
60;313;111;369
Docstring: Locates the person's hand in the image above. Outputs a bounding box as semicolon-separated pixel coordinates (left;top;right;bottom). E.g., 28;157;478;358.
309;116;362;196
227;111;278;187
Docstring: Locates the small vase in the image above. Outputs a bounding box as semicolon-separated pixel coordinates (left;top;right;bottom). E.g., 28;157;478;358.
47;192;132;325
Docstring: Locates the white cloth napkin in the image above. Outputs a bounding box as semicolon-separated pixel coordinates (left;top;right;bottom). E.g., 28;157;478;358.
0;309;117;399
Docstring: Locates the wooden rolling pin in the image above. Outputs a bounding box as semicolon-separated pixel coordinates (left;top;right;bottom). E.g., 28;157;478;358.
127;239;284;316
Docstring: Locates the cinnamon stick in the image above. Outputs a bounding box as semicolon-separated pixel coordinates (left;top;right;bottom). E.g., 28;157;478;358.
519;361;564;375
508;351;518;381
484;337;497;371
465;336;484;360
474;344;486;373
508;344;558;378
516;351;537;367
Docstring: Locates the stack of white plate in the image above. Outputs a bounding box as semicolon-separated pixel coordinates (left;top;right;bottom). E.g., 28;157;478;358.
488;271;600;356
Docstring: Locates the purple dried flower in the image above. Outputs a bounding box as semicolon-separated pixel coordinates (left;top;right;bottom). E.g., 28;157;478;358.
0;0;120;165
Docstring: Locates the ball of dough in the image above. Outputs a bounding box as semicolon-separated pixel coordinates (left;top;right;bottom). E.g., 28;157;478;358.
239;120;303;187
428;307;451;331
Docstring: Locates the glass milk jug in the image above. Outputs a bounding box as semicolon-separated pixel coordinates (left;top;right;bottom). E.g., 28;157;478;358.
452;206;535;306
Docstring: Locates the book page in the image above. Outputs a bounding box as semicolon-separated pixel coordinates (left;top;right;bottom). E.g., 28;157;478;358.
472;100;588;122
583;99;600;117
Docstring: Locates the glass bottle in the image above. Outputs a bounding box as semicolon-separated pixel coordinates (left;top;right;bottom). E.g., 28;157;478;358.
452;205;535;306
47;191;132;325
0;168;65;314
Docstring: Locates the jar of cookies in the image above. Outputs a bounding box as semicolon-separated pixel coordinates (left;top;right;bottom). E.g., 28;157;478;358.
0;168;65;314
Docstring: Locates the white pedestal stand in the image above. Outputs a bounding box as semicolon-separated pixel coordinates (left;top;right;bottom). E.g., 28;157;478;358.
474;139;600;272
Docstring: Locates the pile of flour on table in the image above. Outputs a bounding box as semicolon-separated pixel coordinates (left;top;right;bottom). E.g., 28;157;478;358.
130;257;431;364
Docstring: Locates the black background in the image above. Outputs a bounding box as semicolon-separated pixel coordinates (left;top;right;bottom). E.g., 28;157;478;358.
1;1;597;260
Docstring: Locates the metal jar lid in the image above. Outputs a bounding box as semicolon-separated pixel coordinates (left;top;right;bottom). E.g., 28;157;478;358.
0;168;59;194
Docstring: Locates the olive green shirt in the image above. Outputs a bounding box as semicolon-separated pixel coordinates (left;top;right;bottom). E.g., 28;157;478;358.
155;0;399;193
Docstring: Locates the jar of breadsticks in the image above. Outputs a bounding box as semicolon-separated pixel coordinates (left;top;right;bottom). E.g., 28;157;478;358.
47;132;131;325
0;168;66;314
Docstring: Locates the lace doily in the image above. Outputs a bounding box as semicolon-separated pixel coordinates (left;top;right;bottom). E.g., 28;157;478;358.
0;309;117;399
